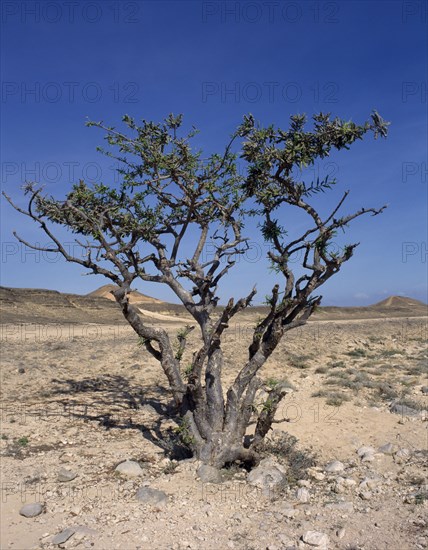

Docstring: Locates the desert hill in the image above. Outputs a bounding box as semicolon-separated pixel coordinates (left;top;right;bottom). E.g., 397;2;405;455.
87;284;164;305
0;285;426;325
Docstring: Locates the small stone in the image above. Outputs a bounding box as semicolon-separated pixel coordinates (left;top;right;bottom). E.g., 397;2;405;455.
395;448;411;460
141;404;157;415
115;460;144;477
325;460;345;473
302;530;329;547
58;468;77;482
359;476;382;490
357;446;375;457
18;368;25;374
421;386;428;394
359;490;372;500
247;457;286;494
51;528;75;545
19;503;44;518
307;468;325;481
378;443;396;455
136;486;168;505
336;527;346;539
197;464;222;484
296;488;310;503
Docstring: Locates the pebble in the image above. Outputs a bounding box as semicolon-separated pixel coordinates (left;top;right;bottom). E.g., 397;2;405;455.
51;528;76;545
115;460;144;477
19;503;44;518
136;486;168;505
421;386;428;394
325;460;345;473
58;468;77;482
359;476;382;490
336;527;346;539
307;468;325;481
378;443;396;455
296;488;310;503
395;448;411;460
302;530;329;548
357;446;376;462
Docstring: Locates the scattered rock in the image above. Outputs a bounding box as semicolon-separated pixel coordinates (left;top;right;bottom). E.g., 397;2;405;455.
357;446;375;457
141;404;157;415
302;530;329;548
378;443;397;455
18;368;25;374
421;386;428;394
296;488;310;503
247;457;286;495
307;468;325;481
115;460;144;477
395;448;411;460
136;486;168;505
19;503;44;518
325;460;345;473
359;476;382;491
357;446;376;461
336;527;346;539
359;490;372;500
51;528;76;545
58;468;77;482
390;403;420;417
197;464;222;484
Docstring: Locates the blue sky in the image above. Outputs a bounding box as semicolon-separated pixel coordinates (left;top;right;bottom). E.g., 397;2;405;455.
1;0;427;305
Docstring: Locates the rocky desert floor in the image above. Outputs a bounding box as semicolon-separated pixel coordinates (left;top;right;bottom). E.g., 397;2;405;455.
0;312;427;550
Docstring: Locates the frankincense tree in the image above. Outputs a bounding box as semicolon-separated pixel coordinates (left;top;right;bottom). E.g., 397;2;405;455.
4;111;389;468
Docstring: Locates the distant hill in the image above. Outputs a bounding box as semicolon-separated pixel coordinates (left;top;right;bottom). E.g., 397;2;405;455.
373;296;426;309
87;284;164;305
309;295;427;320
0;285;426;325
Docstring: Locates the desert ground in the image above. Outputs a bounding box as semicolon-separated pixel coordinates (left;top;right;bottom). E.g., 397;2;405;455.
0;287;427;550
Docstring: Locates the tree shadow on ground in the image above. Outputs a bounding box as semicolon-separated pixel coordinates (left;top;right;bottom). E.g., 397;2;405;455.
43;374;192;459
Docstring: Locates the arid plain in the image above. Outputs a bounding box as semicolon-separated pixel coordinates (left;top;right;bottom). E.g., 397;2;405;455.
1;286;427;550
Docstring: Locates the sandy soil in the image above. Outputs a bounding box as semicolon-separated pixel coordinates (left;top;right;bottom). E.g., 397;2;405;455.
0;313;427;550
